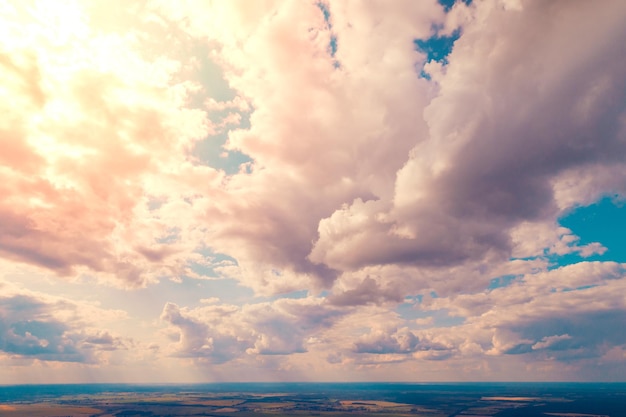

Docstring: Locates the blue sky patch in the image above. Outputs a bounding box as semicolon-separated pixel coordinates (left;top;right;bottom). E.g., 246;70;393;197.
414;29;461;66
186;42;254;174
397;302;465;328
187;43;236;106
316;1;339;66
189;248;239;278
254;289;310;303
193;131;253;175
488;274;520;290
438;0;472;12
558;196;626;263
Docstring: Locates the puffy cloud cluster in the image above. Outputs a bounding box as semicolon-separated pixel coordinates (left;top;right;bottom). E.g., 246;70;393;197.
0;279;128;363
413;262;626;376
311;0;626;275
160;297;344;362
147;0;446;293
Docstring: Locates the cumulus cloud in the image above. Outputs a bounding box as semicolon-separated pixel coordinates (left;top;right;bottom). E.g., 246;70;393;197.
150;0;446;293
311;0;626;273
353;328;421;354
0;281;129;363
328;276;405;306
418;262;626;365
160;297;345;362
160;302;246;363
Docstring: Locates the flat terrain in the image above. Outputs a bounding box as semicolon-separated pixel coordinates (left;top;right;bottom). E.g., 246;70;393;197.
0;383;624;417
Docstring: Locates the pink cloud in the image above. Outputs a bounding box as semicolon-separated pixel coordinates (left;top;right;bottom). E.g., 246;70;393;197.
0;1;214;287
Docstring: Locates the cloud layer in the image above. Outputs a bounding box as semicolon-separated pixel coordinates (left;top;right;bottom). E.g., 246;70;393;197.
1;0;626;382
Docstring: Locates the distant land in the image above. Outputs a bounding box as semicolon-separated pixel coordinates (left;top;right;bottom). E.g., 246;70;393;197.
0;382;625;417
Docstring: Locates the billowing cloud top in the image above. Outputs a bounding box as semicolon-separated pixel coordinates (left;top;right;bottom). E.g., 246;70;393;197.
1;0;626;383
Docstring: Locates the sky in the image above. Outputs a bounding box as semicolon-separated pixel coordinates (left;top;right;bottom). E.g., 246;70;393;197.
1;0;626;384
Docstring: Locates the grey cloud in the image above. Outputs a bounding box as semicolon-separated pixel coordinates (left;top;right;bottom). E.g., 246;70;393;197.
328;277;404;306
353;327;451;358
81;331;128;351
160;302;249;363
0;318;83;361
311;0;626;273
195;1;441;294
0;295;77;360
505;310;626;361
161;298;346;361
0;293;125;362
245;299;344;355
326;352;343;364
354;331;419;354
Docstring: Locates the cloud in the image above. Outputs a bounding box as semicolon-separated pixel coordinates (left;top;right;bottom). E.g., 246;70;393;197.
353;328;421;354
510;222;607;259
310;0;626;273
160;302;247;363
328;276;404;307
2;0;626;382
2;0;624;289
0;0;218;288
0;281;129;363
419;262;626;365
8;0;623;297
531;334;573;351
152;0;446;293
504;310;626;361
160;297;345;362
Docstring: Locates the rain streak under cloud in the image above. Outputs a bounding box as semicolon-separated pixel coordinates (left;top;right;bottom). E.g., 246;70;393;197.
1;0;626;383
